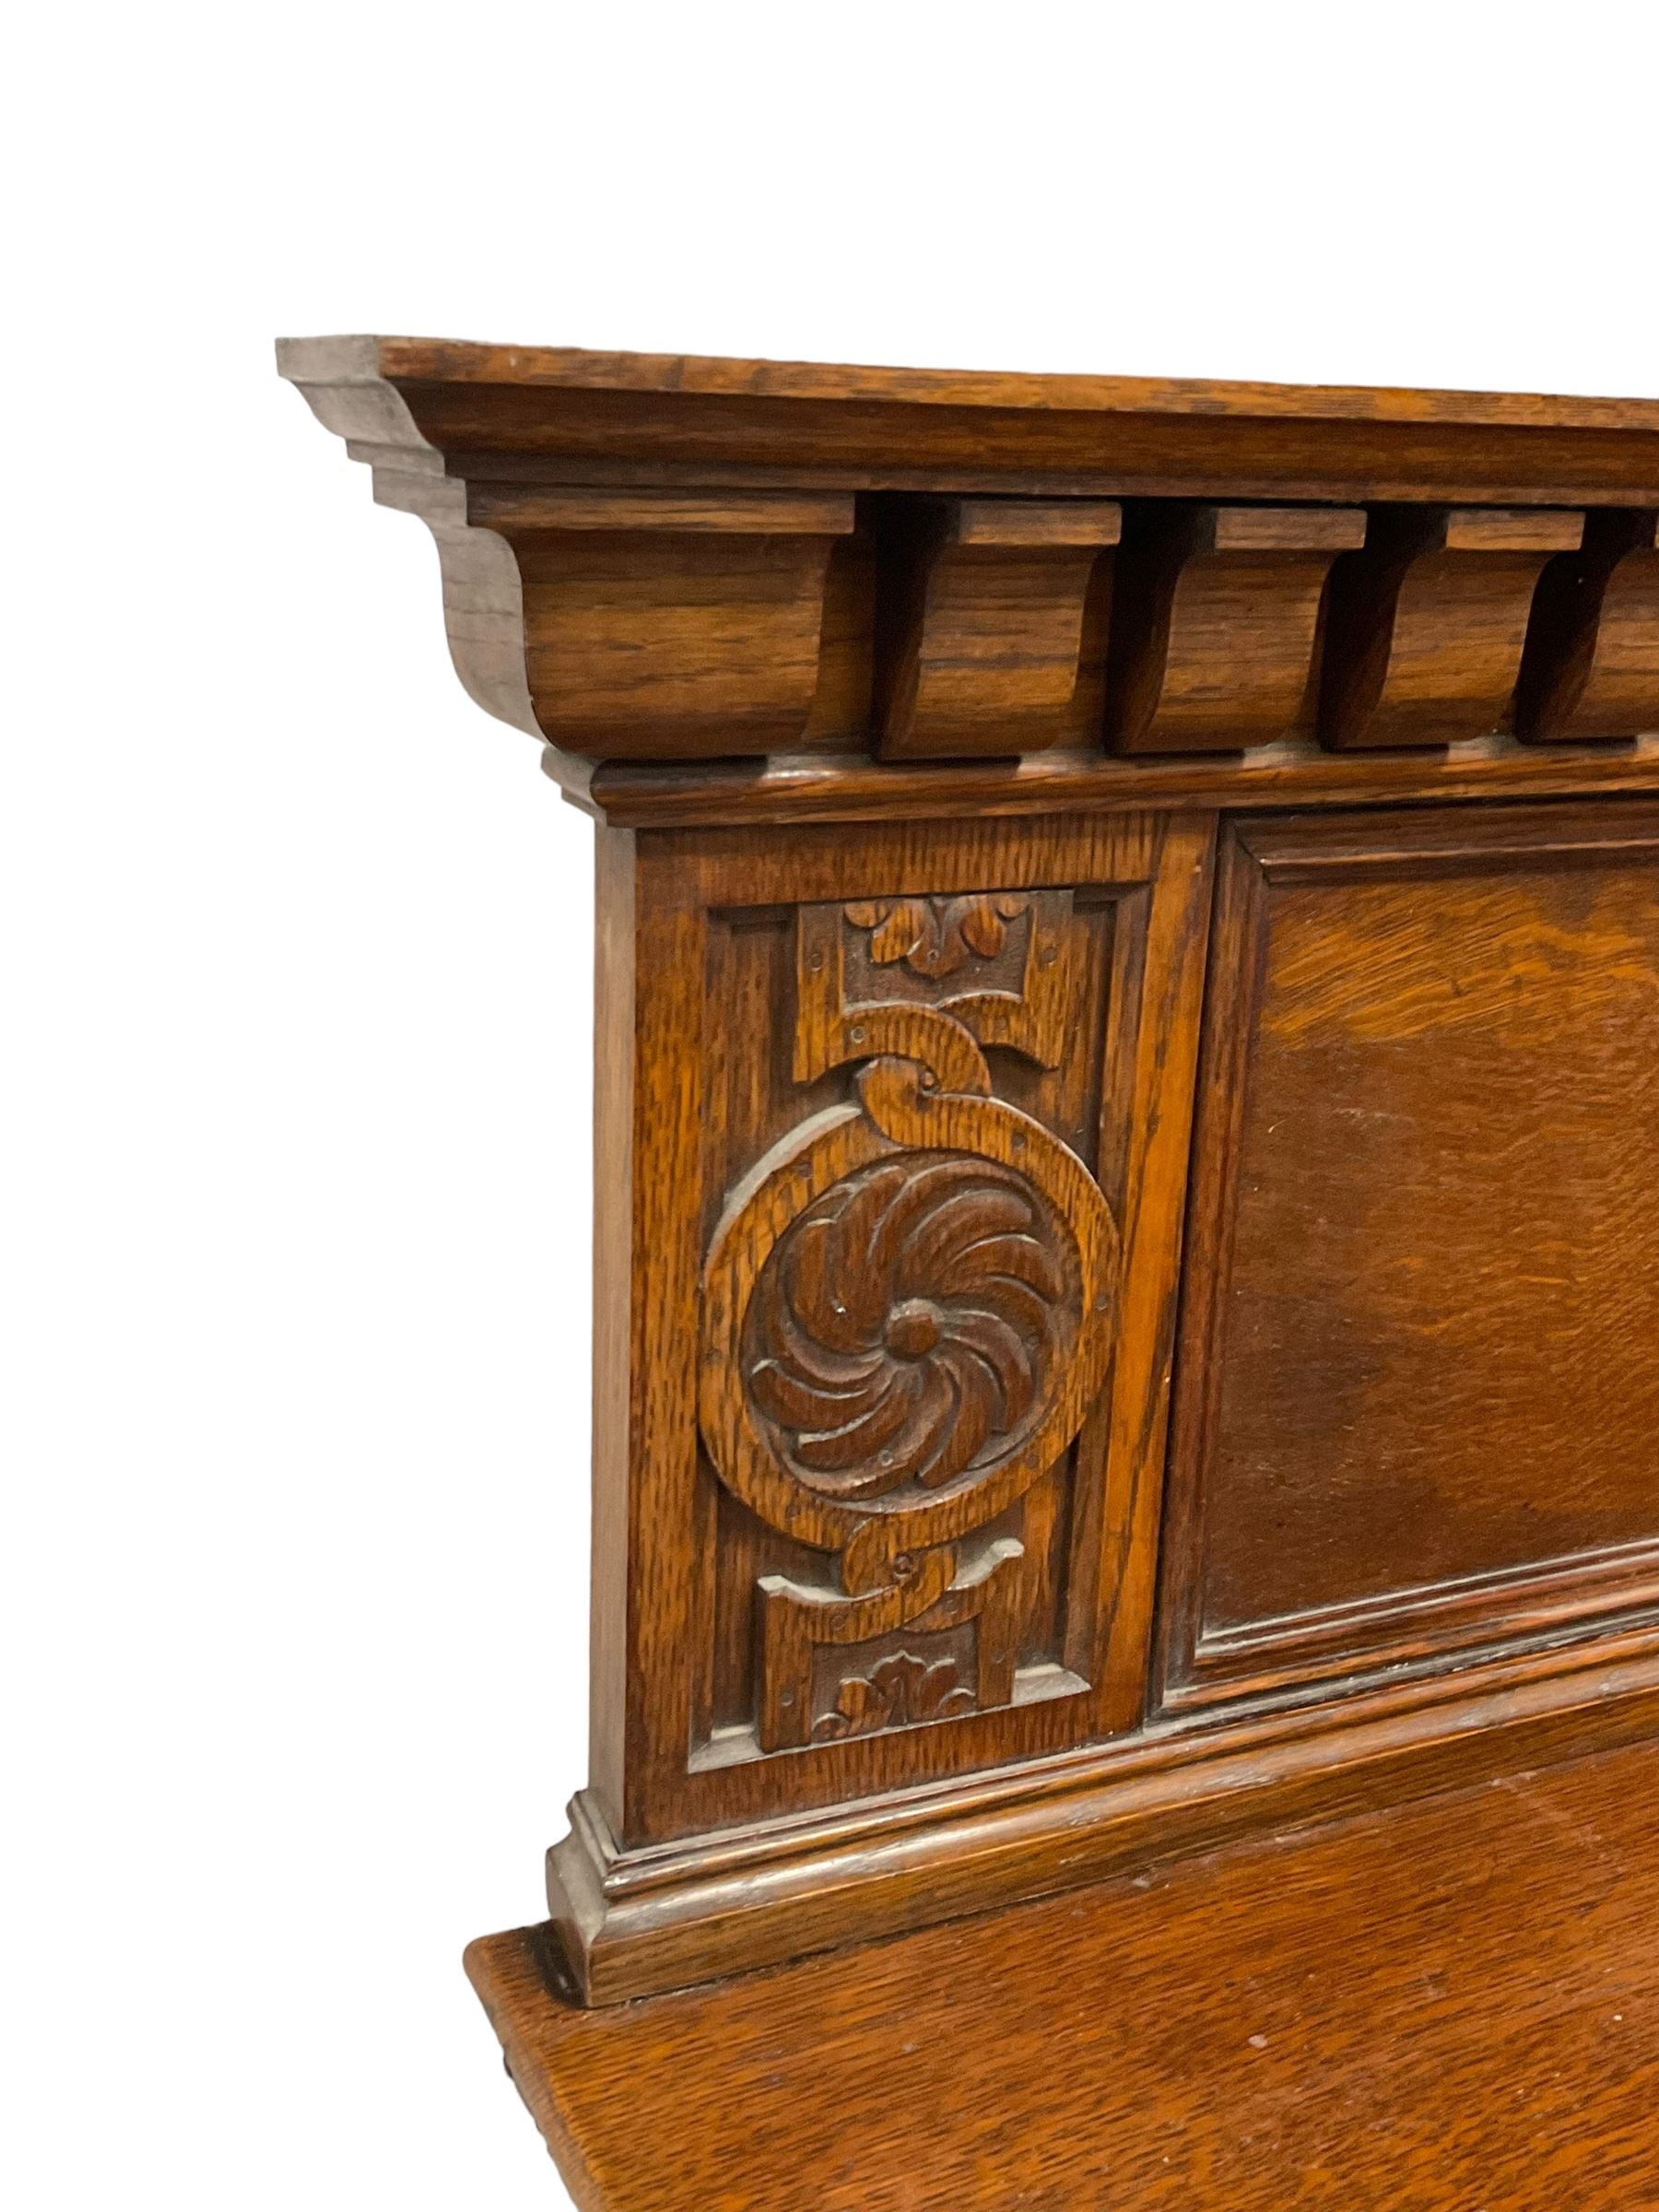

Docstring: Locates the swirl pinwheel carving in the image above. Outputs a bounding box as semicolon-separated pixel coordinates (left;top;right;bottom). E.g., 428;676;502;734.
746;1153;1065;1504
700;1066;1114;1571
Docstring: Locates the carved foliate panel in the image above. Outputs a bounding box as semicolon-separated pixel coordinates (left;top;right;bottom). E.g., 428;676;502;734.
582;813;1211;1850
700;886;1121;1755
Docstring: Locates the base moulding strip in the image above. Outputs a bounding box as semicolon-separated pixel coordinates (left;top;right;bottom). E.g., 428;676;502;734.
468;1732;1659;2211
547;1624;1659;2003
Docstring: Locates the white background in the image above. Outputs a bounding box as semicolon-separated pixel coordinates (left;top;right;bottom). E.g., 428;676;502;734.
5;5;1656;2206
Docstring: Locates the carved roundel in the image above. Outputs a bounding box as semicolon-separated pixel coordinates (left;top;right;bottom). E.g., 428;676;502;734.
744;1151;1067;1506
700;1077;1118;1565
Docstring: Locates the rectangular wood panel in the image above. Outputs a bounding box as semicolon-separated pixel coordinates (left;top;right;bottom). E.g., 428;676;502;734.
1159;798;1659;1712
591;811;1214;1845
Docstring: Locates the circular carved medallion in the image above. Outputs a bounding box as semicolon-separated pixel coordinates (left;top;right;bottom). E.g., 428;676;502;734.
744;1152;1067;1505
700;1067;1119;1569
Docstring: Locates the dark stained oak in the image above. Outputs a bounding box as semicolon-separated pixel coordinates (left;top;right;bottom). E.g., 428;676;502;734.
371;468;855;759
575;815;1214;1857
580;731;1659;830
469;1738;1659;2212
294;336;1659;424
874;497;1121;758
546;1626;1659;2004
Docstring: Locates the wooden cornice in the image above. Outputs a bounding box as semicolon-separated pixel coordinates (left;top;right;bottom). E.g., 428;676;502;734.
278;337;1659;803
280;335;1659;496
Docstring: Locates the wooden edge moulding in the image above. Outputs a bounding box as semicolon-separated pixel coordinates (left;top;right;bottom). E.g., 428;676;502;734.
281;336;1659;2209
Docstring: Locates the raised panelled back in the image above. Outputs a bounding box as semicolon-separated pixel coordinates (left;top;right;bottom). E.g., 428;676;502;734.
283;339;1659;2033
1159;799;1659;1712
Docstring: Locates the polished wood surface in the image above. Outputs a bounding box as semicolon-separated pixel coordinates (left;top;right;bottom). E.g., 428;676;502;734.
1518;510;1659;742
288;335;1659;424
875;497;1121;758
470;1738;1659;2212
546;1624;1659;2004
581;731;1659;829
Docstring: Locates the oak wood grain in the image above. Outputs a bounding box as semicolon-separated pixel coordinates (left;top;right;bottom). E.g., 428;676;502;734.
282;340;1659;2197
582;814;1215;1858
1159;799;1659;1712
546;808;1217;2002
281;335;1659;508
1517;510;1659;742
472;1736;1659;2211
577;732;1659;828
490;495;853;759
288;335;1659;426
1104;501;1364;754
874;497;1120;758
550;1623;1659;2003
1319;506;1585;748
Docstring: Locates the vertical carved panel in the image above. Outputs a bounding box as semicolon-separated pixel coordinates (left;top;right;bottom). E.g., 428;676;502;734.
579;812;1214;1855
700;884;1122;1754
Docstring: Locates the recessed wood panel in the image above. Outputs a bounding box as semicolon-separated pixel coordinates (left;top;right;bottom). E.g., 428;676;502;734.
1160;799;1659;1711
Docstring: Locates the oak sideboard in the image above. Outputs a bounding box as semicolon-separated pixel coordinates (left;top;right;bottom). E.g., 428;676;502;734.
280;337;1659;2210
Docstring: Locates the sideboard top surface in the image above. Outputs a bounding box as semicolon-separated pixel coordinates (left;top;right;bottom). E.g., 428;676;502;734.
281;335;1659;423
278;334;1659;501
467;1738;1659;2210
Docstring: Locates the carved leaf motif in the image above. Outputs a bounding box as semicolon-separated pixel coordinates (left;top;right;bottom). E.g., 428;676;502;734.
746;1150;1066;1503
844;893;1030;979
811;1652;977;1742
